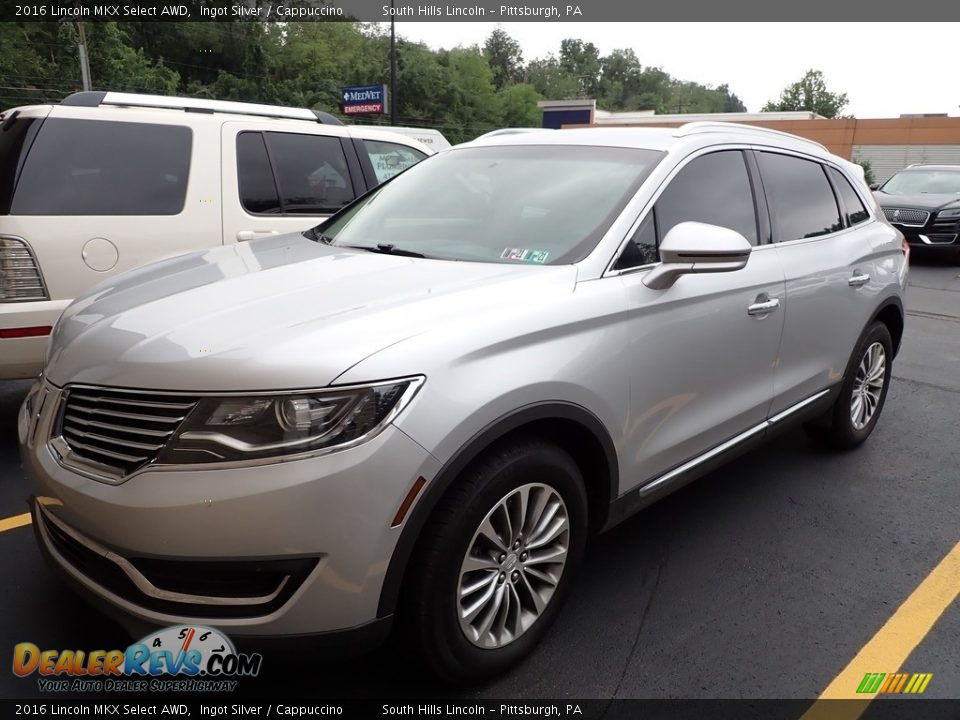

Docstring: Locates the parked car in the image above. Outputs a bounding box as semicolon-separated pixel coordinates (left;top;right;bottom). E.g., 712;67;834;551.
20;123;907;683
872;164;960;263
369;125;451;151
0;91;433;379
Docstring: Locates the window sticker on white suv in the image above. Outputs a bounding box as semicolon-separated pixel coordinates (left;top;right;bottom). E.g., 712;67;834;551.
500;248;550;263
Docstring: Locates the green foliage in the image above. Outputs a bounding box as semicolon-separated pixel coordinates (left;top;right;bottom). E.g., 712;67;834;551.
762;69;848;118
854;158;877;186
484;27;524;90
0;22;758;142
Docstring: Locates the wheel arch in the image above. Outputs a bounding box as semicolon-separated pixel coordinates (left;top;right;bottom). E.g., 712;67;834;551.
870;295;905;357
377;401;618;618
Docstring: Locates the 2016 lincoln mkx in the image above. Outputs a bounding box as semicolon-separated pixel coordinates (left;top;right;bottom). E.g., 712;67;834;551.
19;124;908;682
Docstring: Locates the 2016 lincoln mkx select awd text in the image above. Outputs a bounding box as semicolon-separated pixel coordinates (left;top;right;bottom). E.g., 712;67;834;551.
19;123;908;682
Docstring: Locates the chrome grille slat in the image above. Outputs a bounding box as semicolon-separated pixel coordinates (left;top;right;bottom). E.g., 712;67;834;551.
55;387;200;480
69;394;196;411
62;414;174;439
60;435;151;464
67;403;187;424
63;427;165;452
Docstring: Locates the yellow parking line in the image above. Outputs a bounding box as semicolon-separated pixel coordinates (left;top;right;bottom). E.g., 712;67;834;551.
0;512;32;533
800;537;960;720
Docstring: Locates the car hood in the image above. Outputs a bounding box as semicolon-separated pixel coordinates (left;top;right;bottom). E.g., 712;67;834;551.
45;234;577;391
873;192;960;212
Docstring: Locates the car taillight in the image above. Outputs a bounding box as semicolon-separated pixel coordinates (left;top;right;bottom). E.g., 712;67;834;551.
0;237;49;302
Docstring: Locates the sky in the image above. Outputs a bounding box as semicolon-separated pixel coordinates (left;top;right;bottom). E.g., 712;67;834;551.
387;22;960;118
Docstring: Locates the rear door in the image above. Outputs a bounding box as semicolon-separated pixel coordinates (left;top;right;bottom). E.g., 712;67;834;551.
755;149;878;413
221;123;365;244
2;108;218;303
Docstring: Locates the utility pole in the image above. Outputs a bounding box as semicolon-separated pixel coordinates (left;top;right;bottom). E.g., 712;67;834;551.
389;1;398;126
76;22;92;91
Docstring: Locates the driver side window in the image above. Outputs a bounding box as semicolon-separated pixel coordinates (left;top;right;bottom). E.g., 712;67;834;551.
614;150;759;271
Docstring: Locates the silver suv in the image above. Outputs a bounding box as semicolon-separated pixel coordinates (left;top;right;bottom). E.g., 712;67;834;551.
19;123;907;682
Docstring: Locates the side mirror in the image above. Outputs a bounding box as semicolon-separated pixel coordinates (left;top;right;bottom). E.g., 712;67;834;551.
869;182;881;191
642;221;752;290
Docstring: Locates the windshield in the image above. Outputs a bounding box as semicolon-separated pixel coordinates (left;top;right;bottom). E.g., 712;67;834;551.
880;169;960;195
318;144;664;265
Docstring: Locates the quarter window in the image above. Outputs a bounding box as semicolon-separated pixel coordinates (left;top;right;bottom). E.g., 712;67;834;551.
363;139;426;183
758;152;843;241
827;167;870;226
11;118;191;216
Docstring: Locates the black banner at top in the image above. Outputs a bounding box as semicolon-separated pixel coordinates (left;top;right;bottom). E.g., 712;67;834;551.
4;0;960;21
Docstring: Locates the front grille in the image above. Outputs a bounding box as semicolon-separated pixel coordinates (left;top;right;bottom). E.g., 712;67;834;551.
882;207;930;227
36;505;318;619
0;236;49;302
56;387;199;478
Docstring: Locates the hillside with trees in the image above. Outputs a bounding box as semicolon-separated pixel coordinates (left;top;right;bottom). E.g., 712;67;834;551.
0;22;750;142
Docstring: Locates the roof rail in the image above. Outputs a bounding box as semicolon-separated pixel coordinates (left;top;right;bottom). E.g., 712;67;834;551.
675;121;828;152
60;91;344;126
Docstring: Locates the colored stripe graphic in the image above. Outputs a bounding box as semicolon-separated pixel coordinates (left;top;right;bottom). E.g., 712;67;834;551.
856;673;885;694
859;672;933;694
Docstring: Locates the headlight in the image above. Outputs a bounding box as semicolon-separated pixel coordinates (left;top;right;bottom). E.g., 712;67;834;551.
936;208;960;219
158;377;423;465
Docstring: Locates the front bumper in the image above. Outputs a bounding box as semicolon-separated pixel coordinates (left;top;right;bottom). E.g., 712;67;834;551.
19;381;441;639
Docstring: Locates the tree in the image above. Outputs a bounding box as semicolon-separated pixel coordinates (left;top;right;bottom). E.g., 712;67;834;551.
558;39;600;97
498;83;543;127
483;27;523;89
763;69;848;118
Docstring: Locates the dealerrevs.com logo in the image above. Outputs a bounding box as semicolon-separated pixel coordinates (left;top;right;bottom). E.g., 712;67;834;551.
13;625;262;693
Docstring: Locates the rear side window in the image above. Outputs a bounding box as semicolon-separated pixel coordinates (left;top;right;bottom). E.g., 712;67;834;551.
0;115;41;215
11;118;191;216
758;152;843;241
363;139;426;183
827;167;870;226
264;132;355;214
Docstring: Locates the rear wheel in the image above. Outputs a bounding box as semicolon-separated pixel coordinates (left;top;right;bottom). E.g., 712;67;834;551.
400;439;587;683
804;321;893;450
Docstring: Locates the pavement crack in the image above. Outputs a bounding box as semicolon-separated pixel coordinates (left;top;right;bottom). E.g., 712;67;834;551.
893;375;960;395
603;542;666;708
906;310;960;324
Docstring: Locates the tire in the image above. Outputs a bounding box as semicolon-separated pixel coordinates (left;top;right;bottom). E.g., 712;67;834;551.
399;439;588;684
804;321;893;450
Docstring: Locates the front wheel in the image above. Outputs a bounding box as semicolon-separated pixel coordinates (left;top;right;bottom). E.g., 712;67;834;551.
804;321;893;450
400;440;587;683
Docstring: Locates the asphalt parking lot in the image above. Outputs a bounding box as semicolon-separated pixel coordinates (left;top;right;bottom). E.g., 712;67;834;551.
1;254;958;703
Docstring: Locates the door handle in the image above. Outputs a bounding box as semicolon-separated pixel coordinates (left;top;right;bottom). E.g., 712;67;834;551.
848;272;871;287
236;230;279;242
747;296;780;316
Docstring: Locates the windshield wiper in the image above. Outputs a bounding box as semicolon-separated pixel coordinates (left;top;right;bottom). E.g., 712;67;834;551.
341;243;428;259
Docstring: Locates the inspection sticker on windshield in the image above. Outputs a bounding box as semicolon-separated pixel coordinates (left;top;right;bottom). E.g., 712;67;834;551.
501;248;549;263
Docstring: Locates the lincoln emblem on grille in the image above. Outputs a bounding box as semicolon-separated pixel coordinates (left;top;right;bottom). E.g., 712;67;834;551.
893;209;901;221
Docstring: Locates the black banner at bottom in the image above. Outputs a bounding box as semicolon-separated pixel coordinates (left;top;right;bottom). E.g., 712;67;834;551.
2;699;960;720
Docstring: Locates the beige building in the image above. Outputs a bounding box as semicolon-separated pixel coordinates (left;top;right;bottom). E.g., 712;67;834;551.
540;100;960;182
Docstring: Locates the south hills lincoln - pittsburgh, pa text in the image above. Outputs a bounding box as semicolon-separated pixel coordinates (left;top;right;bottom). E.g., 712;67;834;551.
382;4;584;17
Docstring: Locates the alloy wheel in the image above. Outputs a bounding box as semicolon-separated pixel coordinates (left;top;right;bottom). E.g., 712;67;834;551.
457;483;570;649
850;341;886;430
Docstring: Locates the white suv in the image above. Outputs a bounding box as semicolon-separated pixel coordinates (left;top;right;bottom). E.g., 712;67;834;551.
0;92;434;379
